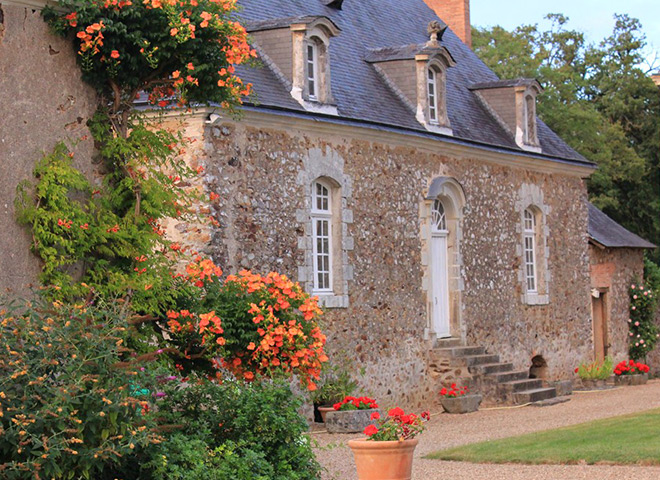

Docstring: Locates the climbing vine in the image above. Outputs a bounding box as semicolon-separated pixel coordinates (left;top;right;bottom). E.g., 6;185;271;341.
628;280;658;360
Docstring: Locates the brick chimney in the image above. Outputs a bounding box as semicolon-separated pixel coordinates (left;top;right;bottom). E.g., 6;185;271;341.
423;0;471;48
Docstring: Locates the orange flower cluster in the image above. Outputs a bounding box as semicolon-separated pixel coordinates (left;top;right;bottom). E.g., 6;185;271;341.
185;256;223;287
166;309;225;347
221;270;328;390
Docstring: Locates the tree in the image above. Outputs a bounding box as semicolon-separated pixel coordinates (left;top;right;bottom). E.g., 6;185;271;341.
473;14;660;263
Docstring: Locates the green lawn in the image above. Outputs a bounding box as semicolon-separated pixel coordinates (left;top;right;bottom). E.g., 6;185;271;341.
426;409;660;465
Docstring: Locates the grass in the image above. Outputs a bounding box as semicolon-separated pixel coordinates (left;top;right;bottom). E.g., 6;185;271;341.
426;408;660;465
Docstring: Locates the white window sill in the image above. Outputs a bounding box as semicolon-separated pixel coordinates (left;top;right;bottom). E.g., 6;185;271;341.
522;292;549;305
313;293;349;309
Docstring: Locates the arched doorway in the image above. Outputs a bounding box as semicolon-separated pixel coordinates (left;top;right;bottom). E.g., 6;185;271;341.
423;176;466;341
430;198;451;337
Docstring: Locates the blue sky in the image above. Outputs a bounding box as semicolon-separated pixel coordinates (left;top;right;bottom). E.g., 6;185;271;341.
471;0;660;67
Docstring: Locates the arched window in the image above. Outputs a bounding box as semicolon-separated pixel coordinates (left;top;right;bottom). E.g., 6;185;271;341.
431;199;447;231
523;208;537;293
427;67;439;124
311;180;332;292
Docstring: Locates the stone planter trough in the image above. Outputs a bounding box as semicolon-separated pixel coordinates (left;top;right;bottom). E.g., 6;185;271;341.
580;379;609;390
441;394;482;414
325;408;380;434
614;373;648;386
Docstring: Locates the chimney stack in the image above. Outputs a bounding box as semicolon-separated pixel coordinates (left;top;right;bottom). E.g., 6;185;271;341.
423;0;471;48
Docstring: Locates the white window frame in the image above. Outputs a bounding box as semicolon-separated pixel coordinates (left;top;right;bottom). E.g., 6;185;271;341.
306;42;319;101
523;208;537;294
311;181;332;293
427;67;438;124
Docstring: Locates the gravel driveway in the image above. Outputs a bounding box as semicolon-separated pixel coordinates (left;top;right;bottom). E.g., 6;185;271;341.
312;380;660;479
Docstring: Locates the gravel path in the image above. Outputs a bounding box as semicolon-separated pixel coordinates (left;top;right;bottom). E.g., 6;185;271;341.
312;380;660;480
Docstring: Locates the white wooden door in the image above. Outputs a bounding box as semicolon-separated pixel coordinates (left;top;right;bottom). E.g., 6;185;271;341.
431;200;450;338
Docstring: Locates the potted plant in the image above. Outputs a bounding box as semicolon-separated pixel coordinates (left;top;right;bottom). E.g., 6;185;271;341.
325;396;380;434
439;384;482;414
310;363;358;422
614;360;650;385
348;407;430;480
575;356;613;389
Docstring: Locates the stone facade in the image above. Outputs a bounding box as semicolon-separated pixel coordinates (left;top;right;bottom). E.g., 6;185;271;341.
589;246;645;364
164;110;595;408
0;2;97;295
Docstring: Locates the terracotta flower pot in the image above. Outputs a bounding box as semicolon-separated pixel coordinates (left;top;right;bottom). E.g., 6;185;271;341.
318;406;334;423
348;438;418;480
441;394;482;414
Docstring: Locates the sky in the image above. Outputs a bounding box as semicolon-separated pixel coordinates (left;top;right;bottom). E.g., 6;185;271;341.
471;0;660;67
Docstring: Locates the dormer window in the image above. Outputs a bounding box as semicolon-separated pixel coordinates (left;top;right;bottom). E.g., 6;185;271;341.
416;54;453;134
469;78;543;153
524;94;537;146
306;42;319;101
246;16;340;115
427;67;438;124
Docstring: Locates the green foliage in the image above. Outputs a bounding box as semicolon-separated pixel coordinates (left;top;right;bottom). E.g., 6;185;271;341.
15;116;199;314
0;298;160;480
472;13;660;258
644;255;660;294
309;361;358;406
128;379;321;480
575;356;613;380
628;281;658;360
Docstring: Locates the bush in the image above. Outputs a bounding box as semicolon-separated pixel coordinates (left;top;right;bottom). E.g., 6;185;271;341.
164;263;328;390
126;378;321;480
0;298;160;480
628;281;658;360
575;357;613;380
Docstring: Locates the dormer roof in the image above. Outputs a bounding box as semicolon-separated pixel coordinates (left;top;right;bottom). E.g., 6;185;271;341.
246;15;340;35
364;44;455;64
236;0;591;168
470;78;543;91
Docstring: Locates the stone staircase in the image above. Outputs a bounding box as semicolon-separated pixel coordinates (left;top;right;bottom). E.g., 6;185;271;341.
429;338;559;406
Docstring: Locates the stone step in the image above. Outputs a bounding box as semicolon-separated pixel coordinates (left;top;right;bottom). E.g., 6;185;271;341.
498;378;544;393
434;337;462;348
513;387;557;404
469;362;514;375
462;354;500;367
486;370;529;383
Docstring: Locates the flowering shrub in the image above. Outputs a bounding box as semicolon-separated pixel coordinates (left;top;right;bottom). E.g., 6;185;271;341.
574;357;613;380
333;396;378;411
43;0;255;112
614;360;650;376
439;384;470;398
628;282;658;360
363;408;430;441
164;262;328;390
0;299;161;479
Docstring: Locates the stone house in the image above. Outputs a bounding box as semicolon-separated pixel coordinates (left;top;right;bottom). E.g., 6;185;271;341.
588;203;656;364
1;0;657;407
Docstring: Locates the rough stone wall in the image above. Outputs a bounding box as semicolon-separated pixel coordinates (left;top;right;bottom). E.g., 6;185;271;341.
0;3;97;295
589;247;645;363
172;116;594;408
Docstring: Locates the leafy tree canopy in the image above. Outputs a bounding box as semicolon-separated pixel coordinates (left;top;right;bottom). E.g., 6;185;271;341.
473;14;660;264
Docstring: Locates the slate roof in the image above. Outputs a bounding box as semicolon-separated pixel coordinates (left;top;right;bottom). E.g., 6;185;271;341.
236;0;592;166
588;202;656;249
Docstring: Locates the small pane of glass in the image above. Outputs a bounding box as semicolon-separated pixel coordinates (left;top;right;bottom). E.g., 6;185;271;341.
431;199;447;232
